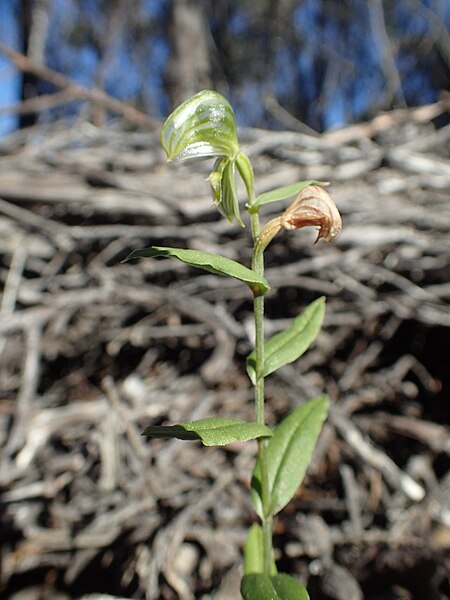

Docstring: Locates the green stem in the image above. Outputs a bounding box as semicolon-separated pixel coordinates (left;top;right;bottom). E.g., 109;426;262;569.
250;209;273;576
253;295;265;425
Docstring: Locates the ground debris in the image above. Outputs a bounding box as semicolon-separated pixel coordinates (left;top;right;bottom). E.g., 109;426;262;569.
0;115;449;599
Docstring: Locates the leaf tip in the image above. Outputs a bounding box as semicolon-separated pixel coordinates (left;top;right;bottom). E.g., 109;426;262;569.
121;252;134;264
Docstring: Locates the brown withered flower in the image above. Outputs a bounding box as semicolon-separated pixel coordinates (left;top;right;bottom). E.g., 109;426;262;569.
282;185;342;243
257;185;342;253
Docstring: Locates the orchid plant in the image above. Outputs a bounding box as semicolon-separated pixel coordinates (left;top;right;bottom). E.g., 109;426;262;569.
124;91;342;599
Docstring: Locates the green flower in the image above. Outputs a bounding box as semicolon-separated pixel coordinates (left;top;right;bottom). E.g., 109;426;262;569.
161;90;253;225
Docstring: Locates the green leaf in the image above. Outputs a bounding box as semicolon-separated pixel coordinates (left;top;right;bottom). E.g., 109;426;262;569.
249;180;329;213
270;574;309;599
221;158;244;226
252;395;329;518
247;297;325;384
142;418;272;446
241;574;279;600
241;574;309;600
243;524;277;576
209;157;243;225
236;151;255;203
123;246;269;296
160;90;240;162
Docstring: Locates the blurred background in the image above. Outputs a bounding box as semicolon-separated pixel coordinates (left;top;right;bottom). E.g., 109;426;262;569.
1;0;450;136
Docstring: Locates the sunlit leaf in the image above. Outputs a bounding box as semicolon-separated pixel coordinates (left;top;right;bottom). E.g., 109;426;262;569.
123;246;270;296
252;395;329;518
236;151;255;203
221;158;244;226
249;180;329;213
241;574;279;600
160;90;240;162
243;524;277;576
247;297;325;384
241;573;309;600
270;574;309;599
142;418;272;446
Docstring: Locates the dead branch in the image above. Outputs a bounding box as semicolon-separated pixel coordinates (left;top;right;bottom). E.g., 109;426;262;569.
0;43;160;130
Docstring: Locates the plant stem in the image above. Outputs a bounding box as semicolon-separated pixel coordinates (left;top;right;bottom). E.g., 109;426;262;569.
250;210;273;576
253;296;265;425
249;213;264;425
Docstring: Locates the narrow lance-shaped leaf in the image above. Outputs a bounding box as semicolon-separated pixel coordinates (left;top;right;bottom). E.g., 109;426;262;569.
243;524;277;576
123;246;269;296
160;90;240;162
249;180;329;213
142;418;272;447
241;574;309;600
235;151;255;203
247;297;325;384
221;158;244;226
252;395;329;518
